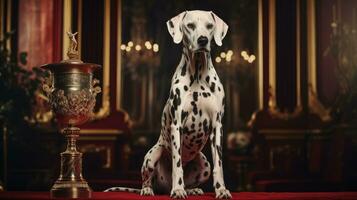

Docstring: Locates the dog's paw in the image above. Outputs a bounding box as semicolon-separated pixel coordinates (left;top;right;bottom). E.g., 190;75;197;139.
170;188;187;199
215;188;232;199
186;188;204;195
140;187;154;196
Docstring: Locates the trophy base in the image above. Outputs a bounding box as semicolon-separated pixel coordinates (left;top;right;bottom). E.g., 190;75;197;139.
50;180;92;198
50;126;92;198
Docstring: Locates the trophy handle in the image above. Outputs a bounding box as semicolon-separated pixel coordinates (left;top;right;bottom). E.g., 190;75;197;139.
42;74;54;97
91;78;101;96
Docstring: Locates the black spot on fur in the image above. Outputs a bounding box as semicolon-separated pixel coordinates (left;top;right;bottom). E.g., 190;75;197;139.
177;159;181;167
178;178;183;185
202;92;208;98
170;90;174;99
190;75;195;86
193;92;198;101
170;106;175;118
216;182;221;189
184;85;188;91
169;20;174;28
175;88;180;95
183;127;189;134
192;102;198;115
192;116;196;122
191;123;195;129
175;79;179;84
181;111;188;123
204;171;209;177
210;82;216;93
172;92;181;111
211;12;216;21
206;76;210;83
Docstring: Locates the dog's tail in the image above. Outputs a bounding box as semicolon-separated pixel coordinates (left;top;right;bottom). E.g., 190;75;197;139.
104;187;141;194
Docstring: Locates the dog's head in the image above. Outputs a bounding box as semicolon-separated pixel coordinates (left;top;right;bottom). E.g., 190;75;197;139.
167;10;228;52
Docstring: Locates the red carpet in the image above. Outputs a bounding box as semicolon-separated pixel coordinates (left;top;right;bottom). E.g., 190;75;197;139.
0;192;357;200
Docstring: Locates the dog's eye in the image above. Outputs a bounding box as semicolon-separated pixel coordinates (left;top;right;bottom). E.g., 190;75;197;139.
187;23;196;30
206;23;214;29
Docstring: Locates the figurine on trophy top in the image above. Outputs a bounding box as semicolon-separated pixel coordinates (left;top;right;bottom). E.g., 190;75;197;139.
62;31;83;64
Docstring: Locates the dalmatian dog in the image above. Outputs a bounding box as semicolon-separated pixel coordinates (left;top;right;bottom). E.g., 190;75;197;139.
105;10;231;199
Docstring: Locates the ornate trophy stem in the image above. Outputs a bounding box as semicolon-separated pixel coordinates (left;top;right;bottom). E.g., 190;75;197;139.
50;126;91;198
41;32;101;199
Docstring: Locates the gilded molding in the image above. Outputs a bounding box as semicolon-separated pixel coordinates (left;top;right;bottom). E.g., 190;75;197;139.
268;85;302;120
307;0;317;93
62;0;72;60
258;0;264;110
268;0;276;105
116;0;123;110
77;0;82;58
267;0;303;119
296;0;302;108
306;0;331;121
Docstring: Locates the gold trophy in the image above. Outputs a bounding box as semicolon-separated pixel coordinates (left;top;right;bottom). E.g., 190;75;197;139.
41;32;101;198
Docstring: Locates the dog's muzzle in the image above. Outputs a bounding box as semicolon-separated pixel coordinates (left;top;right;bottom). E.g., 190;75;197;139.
197;36;208;47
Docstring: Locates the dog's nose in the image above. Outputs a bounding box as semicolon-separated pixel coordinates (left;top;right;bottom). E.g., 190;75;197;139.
197;36;208;46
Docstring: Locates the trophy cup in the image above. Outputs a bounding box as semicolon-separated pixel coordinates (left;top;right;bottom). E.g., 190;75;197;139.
41;32;101;198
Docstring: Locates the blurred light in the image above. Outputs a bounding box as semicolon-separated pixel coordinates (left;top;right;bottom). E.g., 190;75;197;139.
153;43;159;52
128;41;134;47
250;55;256;61
220;52;226;58
145;41;152;49
226;56;232;62
215;57;222;63
135;44;142;51
125;46;131;52
120;44;126;50
227;50;233;56
241;51;248;58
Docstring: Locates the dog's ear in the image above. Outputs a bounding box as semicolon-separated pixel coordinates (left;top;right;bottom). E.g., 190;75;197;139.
167;11;187;44
210;12;228;46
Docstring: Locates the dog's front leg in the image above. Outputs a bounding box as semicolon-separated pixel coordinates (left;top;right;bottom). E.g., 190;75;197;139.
169;124;187;199
210;120;232;199
168;89;187;199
